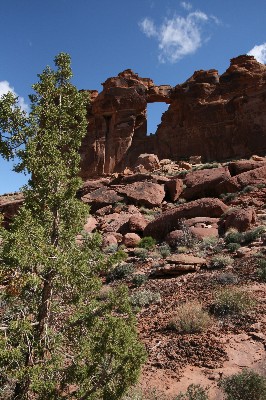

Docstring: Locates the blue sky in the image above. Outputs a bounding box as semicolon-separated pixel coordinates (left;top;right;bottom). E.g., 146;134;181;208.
0;0;266;193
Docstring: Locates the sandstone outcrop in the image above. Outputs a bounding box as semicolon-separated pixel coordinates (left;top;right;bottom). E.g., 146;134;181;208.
144;198;228;240
80;55;266;178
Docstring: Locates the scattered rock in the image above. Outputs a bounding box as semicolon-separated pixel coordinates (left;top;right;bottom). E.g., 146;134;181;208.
134;154;160;172
144;198;228;240
118;182;165;207
219;207;257;232
165;178;184;202
123;232;141;248
81;187;124;212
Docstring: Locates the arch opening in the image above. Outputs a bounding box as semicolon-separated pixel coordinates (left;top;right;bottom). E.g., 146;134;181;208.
146;102;169;136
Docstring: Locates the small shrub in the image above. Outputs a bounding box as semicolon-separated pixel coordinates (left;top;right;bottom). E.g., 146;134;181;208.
104;243;118;253
158;244;171;258
241;185;255;193
242;226;265;244
131;274;148;287
224;230;243;244
134;248;149;261
212;288;255;316
257;258;266;281
177;219;198;248
226;242;241;253
215;272;238;285
177;246;189;253
175;384;209;400
210;255;233;269
138;236;156;250
168;301;212;334
130;289;161;308
219;369;266;400
106;263;134;283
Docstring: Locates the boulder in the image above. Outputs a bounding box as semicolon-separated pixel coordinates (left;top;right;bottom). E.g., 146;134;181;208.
81;187;124;212
0;194;24;228
102;234;118;249
134;154;160;172
190;227;219;240
123;233;141;248
128;214;148;232
118;182;165;207
182;167;239;200
219;207;257;232
189;155;202;164
144;198;228;240
165;178;184;202
228;160;266;176
165;230;184;247
231;165;266;188
151;254;207;276
83;216;97;233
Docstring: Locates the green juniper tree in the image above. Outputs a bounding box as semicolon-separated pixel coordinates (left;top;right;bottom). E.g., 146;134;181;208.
0;53;146;399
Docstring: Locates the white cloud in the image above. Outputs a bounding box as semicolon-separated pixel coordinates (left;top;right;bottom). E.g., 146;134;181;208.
248;43;266;64
180;1;192;11
139;10;218;63
139;17;157;37
0;80;28;112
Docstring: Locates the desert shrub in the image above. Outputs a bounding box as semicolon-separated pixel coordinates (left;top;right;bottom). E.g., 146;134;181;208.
104;243;119;253
241;185;255;193
158;244;171;258
212;288;255;316
134;248;149;261
215;272;238;285
177;219;198;248
138;236;156;250
242;226;265;244
177;246;189;253
219;369;266;400
224;230;243;244
130;289;161;308
226;242;241;253
175;384;209;400
257;258;266;281
131;274;148;287
106;263;134;283
168;301;212;334
210;255;233;269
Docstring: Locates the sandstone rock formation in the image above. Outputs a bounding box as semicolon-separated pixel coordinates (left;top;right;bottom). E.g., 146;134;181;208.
80;55;266;178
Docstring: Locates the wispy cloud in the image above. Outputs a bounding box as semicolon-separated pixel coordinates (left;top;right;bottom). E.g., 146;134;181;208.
0;81;28;112
180;1;192;11
139;10;219;63
248;43;266;64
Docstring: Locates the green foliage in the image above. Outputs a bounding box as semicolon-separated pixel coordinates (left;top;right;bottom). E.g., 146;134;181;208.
175;384;209;400
212;288;255;316
219;369;266;400
131;274;148;287
134;248;149;261
106;263;134;283
168;302;212;334
257;258;266;281
225;226;266;246
138;236;156;250
210;255;233;269
130;290;161;308
215;272;238;285
0;53;145;399
0;91;28;160
226;242;241;253
158;244;171;258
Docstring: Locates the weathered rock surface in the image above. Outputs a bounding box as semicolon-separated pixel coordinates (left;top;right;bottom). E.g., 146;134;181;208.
227;159;266;176
151;254;207;276
81;187;124;211
134;154;160;172
0;193;24;227
231;165;266;188
123;232;141;248
80;55;266;178
118;182;165;207
182;167;239;200
144;198;228;240
165;178;184;202
219;207;257;232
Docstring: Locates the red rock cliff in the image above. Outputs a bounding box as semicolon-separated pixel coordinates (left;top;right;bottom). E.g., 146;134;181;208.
80;55;266;178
